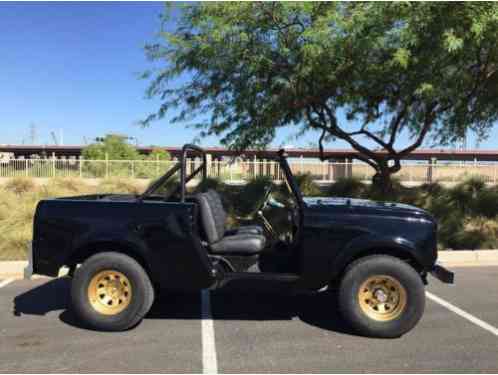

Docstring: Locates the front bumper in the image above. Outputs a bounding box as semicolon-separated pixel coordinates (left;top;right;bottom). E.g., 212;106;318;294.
430;262;454;284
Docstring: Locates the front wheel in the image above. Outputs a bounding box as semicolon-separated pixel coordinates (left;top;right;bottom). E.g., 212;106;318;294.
338;255;425;338
71;252;155;331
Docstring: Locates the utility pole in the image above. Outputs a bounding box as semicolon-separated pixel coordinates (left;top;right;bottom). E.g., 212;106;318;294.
29;123;37;144
51;131;59;146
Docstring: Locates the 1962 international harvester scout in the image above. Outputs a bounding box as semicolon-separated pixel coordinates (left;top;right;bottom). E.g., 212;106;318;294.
31;144;454;337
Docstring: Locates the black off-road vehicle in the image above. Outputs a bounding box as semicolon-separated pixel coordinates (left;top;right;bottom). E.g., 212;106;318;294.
31;145;453;337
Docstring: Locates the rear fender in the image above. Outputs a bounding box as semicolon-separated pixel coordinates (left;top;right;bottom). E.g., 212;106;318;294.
66;232;156;280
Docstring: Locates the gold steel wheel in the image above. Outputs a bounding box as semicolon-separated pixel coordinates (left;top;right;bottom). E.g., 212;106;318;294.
358;275;407;322
88;270;132;315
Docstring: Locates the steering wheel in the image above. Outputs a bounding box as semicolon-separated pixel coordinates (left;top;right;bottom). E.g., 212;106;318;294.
255;184;288;239
258;184;274;212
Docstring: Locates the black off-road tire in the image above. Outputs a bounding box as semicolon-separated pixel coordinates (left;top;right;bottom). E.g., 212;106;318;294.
71;252;155;331
338;255;425;338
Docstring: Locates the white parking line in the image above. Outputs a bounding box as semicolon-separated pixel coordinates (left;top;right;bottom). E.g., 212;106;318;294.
201;289;218;374
426;291;498;337
0;278;14;289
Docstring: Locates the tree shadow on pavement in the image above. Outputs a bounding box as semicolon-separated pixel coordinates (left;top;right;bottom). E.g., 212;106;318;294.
13;278;356;336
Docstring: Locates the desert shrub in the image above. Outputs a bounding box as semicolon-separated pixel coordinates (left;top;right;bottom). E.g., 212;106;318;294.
293;173;322;196
98;179;143;195
446;218;498;250
328;177;368;198
416;182;446;207
47;177;90;194
4;177;36;194
236;176;274;216
446;177;487;215
193;177;224;193
472;188;498;219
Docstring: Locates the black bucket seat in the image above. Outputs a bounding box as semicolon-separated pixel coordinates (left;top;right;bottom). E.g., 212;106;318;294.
194;191;266;255
205;190;264;236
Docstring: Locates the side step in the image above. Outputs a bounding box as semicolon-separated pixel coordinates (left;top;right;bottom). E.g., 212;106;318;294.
216;272;300;293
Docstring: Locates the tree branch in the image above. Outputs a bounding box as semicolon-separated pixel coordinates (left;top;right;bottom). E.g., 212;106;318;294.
399;102;437;156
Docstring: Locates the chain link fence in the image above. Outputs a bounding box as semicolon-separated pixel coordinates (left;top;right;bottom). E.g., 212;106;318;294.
0;158;497;184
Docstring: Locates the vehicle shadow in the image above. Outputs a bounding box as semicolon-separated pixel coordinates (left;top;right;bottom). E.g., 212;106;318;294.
13;278;356;336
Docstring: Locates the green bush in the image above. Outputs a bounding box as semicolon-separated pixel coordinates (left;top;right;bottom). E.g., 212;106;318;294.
193;177;224;193
236;176;274;216
472;188;498;219
328;177;368;198
293;173;322;196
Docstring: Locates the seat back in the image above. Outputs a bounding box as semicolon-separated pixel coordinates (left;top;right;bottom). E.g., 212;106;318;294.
194;191;226;244
206;190;227;222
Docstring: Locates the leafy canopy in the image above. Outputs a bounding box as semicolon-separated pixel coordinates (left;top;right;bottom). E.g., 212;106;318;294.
83;134;141;160
144;2;498;176
82;134;170;160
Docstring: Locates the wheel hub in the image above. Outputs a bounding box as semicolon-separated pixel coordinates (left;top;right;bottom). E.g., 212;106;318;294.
374;288;388;303
358;275;407;321
87;270;132;315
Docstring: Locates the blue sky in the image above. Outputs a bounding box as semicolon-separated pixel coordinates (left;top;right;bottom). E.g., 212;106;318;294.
1;2;497;150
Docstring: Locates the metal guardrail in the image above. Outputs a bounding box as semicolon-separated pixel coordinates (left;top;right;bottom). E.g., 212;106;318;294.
0;158;497;184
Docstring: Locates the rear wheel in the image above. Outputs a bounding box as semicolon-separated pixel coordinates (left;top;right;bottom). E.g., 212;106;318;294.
338;255;425;338
71;252;154;331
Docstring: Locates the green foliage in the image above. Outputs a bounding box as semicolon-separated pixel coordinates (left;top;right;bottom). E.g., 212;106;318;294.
144;2;498;190
328;177;369;199
82;134;141;160
193;177;224;193
145;148;171;161
236;176;274;216
82;136;172;179
293;173;322;196
474;188;498;219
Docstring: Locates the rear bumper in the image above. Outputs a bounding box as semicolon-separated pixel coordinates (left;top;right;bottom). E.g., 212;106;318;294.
430;262;454;284
24;242;33;279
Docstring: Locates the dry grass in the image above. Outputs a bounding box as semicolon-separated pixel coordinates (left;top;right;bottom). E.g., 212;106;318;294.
0;178;144;260
1;176;497;260
4;177;36;194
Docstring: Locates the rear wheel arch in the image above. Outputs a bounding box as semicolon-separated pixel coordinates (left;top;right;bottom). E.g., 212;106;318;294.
65;241;152;279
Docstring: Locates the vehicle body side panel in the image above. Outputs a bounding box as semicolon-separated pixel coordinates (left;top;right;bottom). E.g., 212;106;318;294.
297;204;437;290
33;198;216;290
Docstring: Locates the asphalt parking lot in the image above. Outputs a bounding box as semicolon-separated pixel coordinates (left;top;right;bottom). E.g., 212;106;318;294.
0;267;497;373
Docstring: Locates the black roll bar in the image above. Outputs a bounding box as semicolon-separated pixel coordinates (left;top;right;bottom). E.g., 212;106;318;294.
277;148;304;210
180;144;207;202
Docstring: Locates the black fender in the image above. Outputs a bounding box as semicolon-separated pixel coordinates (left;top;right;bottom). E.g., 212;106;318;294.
329;234;427;282
65;230;158;281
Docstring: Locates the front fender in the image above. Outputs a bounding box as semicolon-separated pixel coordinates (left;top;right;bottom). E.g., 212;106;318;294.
329;234;427;281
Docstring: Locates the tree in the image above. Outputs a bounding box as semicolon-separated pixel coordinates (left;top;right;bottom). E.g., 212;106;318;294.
143;2;498;190
83;134;141;160
145;147;171;161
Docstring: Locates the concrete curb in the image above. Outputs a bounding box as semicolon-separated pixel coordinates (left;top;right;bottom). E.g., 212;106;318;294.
437;250;498;267
1;250;498;280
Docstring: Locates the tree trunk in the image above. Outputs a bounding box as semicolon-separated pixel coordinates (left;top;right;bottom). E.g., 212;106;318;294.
372;167;393;195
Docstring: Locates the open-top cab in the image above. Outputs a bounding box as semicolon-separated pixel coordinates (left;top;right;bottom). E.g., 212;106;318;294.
32;144;453;337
